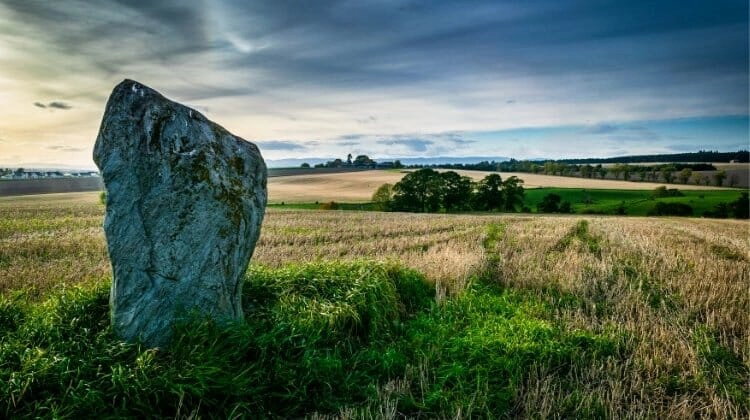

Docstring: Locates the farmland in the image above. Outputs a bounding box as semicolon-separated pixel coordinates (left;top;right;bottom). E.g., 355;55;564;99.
1;193;748;418
267;169;731;204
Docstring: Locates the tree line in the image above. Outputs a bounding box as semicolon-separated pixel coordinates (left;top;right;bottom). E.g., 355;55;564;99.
372;168;525;213
422;161;738;187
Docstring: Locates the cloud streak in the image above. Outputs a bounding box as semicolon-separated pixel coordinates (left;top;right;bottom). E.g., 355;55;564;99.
33;101;73;110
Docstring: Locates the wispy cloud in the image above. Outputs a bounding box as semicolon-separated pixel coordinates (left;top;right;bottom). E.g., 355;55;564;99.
46;145;84;152
377;138;434;152
581;123;619;134
255;140;306;151
33;101;72;110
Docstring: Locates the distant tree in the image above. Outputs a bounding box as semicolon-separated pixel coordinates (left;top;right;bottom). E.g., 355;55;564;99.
691;172;705;185
14;168;24;176
727;173;738;187
346;153;353;166
621;165;632;181
648;202;692;216
704;202;729;219
713;170;726;187
440;171;474;212
559;200;573;213
300;162;310;168
391;168;442;212
502;176;525;212
637;168;647;181
660;166;676;183
326;158;343;168
353;155;374;167
611;164;623;180
473;173;503;211
393;160;403;169
371;183;394;211
597;167;608;179
580;164;593;179
314;163;325;168
678;168;692;184
730;192;749;219
538;193;562;213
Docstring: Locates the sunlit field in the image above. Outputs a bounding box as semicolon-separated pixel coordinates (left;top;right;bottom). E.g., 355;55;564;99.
1;193;747;418
267;169;727;203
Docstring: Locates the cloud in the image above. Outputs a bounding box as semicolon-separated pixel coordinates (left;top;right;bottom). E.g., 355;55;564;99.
356;116;377;124
48;101;72;109
33;101;72;110
581;123;618;134
46;145;84;152
377;138;434;152
255;140;306;151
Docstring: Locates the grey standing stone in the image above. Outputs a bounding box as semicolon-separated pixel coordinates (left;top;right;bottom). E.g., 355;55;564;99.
93;79;267;348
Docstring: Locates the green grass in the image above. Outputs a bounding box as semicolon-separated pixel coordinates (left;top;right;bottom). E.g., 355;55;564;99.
523;188;745;216
0;258;625;418
267;188;745;217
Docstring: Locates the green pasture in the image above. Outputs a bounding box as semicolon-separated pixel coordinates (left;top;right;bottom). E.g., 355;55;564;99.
521;188;744;216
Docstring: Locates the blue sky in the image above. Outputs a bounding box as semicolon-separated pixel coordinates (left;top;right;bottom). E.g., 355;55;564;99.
0;0;747;168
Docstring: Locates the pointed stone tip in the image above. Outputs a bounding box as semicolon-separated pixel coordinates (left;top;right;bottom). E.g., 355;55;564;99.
112;79;158;97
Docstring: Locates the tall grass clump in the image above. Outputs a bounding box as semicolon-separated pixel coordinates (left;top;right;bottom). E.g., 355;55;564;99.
0;262;435;418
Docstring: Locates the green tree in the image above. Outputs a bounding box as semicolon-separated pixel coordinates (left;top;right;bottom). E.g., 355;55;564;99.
537;193;562;213
691;172;704;185
392;168;442;212
502;176;525;212
300;162;310;168
678;168;692;184
713;170;726;187
660;165;675;183
473;173;503;211
598;166;608;179
730;192;749;219
611;165;623;180
353;155;373;167
580;164;593;178
621;165;631;181
371;183;394;211
440;171;474;212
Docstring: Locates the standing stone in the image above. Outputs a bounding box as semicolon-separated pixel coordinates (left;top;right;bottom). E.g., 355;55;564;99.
93;79;267;348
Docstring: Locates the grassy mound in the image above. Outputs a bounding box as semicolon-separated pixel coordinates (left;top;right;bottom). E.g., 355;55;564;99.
1;261;625;418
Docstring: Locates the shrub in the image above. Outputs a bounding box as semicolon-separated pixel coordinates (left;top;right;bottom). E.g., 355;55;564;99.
319;201;340;210
652;186;683;198
648;202;693;216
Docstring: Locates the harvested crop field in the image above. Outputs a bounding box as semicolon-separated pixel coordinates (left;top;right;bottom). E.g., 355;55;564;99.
1;193;748;418
268;170;732;203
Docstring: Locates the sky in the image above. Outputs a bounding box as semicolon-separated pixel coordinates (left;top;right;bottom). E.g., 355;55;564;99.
0;0;747;169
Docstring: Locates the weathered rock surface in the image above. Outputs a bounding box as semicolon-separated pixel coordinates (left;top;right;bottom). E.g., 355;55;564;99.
93;79;267;348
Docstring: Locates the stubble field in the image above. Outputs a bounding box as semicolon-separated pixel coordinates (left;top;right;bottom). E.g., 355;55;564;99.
267;169;726;203
0;192;748;418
